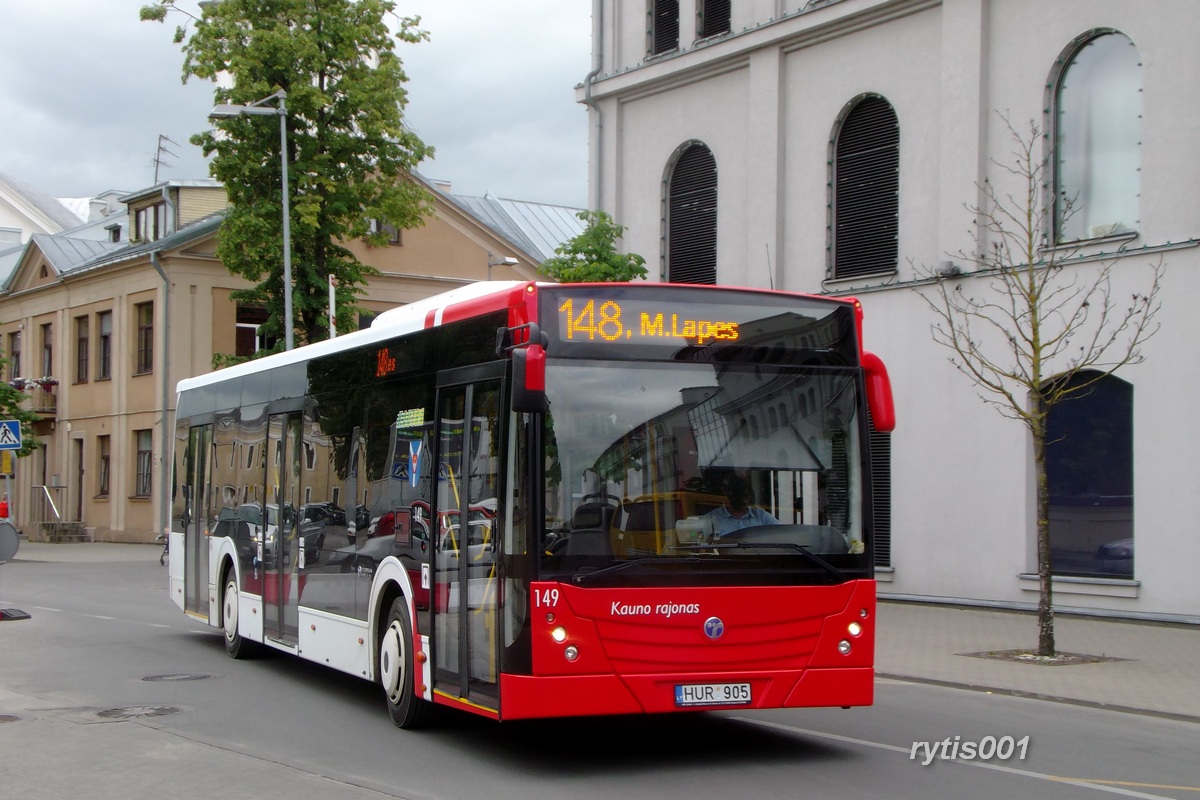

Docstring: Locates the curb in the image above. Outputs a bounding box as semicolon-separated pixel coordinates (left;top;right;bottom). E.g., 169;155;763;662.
877;672;1200;725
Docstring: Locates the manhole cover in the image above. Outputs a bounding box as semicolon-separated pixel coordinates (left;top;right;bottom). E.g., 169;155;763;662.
142;673;211;682
0;714;22;723
96;706;182;720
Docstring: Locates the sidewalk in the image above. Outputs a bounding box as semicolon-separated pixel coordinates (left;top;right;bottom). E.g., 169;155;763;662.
5;540;1198;722
6;538;162;563
876;601;1200;722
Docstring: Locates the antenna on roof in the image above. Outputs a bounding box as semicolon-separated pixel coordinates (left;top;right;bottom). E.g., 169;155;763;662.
152;135;179;184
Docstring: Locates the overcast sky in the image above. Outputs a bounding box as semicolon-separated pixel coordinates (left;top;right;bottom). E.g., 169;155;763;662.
0;1;592;209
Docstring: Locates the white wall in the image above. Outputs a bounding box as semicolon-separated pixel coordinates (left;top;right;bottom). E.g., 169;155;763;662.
589;0;1200;619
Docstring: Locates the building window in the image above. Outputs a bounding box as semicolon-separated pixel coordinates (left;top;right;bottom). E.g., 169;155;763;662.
97;435;111;497
75;316;89;384
665;142;717;284
697;0;730;39
369;219;402;245
135;302;154;375
236;306;271;358
1050;31;1142;243
869;417;892;569
649;0;679;55
134;202;168;242
1045;371;1133;578
830;95;899;280
134;429;153;497
40;322;53;378
7;332;20;380
97;311;112;380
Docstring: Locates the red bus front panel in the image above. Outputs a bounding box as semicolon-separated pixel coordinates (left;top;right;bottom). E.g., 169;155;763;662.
500;579;874;720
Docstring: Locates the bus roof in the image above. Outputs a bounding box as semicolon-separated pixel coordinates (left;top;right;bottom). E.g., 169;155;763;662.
175;280;530;394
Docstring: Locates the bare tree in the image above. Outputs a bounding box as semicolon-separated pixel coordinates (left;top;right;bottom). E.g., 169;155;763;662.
917;115;1164;657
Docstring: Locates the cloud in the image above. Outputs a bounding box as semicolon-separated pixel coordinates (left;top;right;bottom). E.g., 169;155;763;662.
0;0;590;207
400;0;592;206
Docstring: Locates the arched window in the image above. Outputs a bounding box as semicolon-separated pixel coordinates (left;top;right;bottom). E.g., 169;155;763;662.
1050;31;1142;243
665;142;717;284
1045;371;1134;577
830;95;899;280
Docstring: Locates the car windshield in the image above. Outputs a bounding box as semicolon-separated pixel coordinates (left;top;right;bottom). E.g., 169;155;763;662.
237;505;263;526
539;359;869;585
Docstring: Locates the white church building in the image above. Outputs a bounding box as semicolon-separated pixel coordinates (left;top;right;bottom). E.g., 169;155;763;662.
580;0;1199;621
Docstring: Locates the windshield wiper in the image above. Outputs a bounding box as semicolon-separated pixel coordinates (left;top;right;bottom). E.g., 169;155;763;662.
711;541;846;581
570;556;706;585
569;542;846;585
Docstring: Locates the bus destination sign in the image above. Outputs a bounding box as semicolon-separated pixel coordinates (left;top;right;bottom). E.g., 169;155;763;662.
557;297;741;346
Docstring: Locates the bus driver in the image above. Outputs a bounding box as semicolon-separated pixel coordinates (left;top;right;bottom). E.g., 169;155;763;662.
706;474;779;537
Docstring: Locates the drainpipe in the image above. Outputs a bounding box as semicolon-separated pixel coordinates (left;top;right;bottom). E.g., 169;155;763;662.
150;252;171;540
583;0;604;210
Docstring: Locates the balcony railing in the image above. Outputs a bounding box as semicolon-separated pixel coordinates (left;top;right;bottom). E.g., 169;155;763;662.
8;377;57;415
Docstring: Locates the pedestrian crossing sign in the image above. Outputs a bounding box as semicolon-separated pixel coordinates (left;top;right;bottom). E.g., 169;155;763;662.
0;420;21;451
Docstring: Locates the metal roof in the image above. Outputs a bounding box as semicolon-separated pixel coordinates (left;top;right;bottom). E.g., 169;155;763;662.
1;177;586;291
29;234;123;275
0;171;85;231
444;191;584;263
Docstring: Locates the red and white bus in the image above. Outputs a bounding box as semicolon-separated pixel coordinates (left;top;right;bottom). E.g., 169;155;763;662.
168;280;894;728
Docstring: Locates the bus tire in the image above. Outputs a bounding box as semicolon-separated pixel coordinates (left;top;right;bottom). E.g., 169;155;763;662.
380;597;433;729
222;574;255;659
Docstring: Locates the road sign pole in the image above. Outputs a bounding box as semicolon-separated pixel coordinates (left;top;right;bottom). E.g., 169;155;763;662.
0;420;20;528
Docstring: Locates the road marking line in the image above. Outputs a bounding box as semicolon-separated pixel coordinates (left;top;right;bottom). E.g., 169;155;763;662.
737;718;1179;800
1051;778;1200;793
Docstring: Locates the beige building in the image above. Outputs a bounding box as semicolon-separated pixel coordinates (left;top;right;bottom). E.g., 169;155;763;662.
0;176;580;543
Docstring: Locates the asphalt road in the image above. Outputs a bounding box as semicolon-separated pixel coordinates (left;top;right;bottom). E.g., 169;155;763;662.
1;557;1197;799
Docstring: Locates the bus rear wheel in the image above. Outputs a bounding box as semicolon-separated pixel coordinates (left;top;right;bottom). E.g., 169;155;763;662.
380;597;433;729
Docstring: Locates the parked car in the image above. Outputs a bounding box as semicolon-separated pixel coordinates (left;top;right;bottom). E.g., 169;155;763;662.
299;502;346;529
326;516;431;574
225;502;324;566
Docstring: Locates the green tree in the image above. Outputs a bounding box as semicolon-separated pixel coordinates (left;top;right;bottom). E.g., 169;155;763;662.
538;210;647;283
917;116;1163;657
142;0;435;354
0;359;44;459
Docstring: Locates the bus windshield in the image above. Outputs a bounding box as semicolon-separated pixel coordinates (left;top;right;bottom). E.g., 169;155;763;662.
539;358;868;585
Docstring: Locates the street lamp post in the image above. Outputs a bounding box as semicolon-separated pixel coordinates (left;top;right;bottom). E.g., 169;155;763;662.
487;251;519;281
209;90;294;350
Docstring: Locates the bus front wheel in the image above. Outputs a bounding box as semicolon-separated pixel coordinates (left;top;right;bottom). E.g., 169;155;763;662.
380;597;433;729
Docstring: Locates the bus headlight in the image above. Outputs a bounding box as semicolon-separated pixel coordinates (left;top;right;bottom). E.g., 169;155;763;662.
564;645;579;662
838;640;852;655
847;621;862;637
551;627;567;643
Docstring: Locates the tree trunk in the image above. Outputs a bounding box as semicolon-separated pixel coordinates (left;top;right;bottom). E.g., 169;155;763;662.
1032;417;1056;657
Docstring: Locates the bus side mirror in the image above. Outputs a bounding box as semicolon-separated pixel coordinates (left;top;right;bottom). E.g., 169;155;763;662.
862;351;895;432
512;345;547;413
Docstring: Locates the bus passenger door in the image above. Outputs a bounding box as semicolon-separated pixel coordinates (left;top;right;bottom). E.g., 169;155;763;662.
264;411;303;645
184;425;213;616
433;365;504;712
